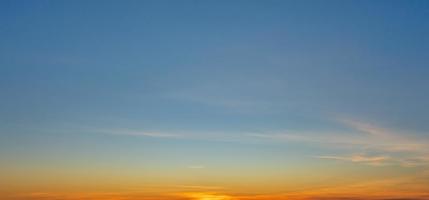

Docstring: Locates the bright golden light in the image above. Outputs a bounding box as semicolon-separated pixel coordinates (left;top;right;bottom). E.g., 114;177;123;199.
181;192;234;200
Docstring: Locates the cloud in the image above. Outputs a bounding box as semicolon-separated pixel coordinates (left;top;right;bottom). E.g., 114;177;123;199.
96;128;254;142
247;131;365;146
317;154;391;166
335;119;429;167
338;119;429;153
96;129;183;138
339;118;389;137
249;118;429;167
94;118;429;167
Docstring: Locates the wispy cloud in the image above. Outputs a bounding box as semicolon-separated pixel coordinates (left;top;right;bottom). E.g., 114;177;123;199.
317;154;391;166
338;118;389;137
249;118;429;167
96;129;183;138
336;118;429;167
339;119;428;152
96;128;253;142
94;117;429;167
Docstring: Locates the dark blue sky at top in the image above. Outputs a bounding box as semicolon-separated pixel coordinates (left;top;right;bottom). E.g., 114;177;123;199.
1;0;429;138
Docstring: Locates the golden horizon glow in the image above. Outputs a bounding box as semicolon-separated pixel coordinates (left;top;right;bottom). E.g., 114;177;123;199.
2;1;429;200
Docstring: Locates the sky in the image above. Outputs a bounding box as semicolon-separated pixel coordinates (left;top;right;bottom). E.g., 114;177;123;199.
1;0;429;200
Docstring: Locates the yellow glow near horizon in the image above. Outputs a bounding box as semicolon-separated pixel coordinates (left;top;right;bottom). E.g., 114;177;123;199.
181;192;235;200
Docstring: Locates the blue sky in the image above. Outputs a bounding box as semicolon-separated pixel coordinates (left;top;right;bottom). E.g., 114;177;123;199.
2;0;429;131
1;1;429;198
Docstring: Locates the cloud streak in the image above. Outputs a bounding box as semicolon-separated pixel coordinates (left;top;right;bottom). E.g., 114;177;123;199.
250;118;429;167
94;117;429;167
317;154;391;166
96;129;184;138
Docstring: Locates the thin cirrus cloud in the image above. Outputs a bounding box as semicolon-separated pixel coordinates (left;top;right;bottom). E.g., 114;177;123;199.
97;129;183;138
316;155;391;166
96;128;252;142
95;117;429;167
249;118;429;167
327;118;429;167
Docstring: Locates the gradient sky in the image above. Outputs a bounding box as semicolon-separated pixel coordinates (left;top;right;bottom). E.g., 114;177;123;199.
1;1;429;200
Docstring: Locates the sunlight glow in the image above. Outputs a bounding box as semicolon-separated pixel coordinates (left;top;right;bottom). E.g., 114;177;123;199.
181;192;235;200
